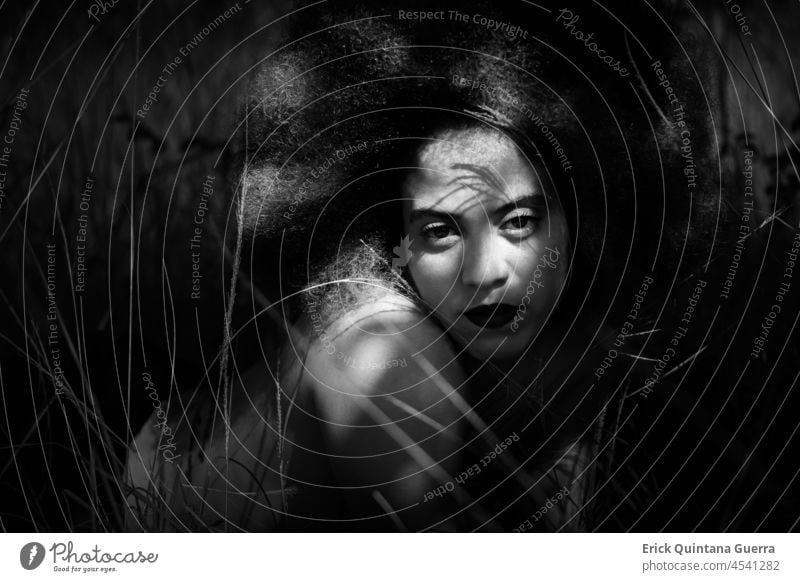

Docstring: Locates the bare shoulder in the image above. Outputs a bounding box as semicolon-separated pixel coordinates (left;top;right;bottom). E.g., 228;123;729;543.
302;293;466;404
294;293;471;528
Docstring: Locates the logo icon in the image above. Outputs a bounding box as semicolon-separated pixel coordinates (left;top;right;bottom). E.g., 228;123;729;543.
20;542;45;570
391;234;414;275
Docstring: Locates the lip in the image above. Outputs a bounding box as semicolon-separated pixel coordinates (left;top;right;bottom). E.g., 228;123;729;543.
462;303;517;329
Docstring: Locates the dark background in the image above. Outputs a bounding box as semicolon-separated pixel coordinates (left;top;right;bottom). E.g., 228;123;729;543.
0;0;798;531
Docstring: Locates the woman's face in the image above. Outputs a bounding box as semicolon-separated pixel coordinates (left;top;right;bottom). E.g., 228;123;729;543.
402;126;569;360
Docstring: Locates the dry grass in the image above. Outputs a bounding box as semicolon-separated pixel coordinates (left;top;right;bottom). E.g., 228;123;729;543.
0;0;798;532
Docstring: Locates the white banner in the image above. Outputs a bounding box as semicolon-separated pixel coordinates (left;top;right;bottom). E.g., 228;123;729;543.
1;533;798;581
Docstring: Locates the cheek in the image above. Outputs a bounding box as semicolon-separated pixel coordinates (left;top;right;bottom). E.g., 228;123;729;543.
512;242;567;301
505;240;547;279
547;216;570;257
408;253;459;306
508;247;541;280
542;266;567;300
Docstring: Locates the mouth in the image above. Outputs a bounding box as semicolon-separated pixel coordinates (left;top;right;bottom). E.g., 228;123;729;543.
462;303;517;329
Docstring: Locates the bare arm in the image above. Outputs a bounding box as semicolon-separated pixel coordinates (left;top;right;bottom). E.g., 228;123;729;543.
302;299;473;531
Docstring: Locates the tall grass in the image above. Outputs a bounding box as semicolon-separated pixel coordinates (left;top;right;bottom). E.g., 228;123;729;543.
0;0;290;531
0;0;798;532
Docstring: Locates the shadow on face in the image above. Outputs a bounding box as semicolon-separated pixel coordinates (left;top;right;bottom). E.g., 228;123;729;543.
401;125;570;360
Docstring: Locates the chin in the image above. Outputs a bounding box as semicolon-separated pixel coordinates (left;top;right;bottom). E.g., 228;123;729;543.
458;326;534;361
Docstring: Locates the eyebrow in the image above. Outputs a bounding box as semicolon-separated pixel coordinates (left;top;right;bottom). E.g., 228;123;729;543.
407;194;545;224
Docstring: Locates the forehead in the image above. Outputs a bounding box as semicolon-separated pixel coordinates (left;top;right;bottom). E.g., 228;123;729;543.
404;127;540;209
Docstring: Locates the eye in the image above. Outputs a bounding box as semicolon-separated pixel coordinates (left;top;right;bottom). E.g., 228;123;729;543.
501;211;540;235
420;221;458;241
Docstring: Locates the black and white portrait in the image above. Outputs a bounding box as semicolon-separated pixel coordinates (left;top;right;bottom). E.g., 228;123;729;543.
1;0;799;538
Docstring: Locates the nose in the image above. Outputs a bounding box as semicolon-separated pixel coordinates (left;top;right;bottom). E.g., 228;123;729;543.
460;233;510;289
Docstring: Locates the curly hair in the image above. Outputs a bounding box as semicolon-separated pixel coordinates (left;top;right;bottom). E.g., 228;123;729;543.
186;0;737;532
235;0;725;335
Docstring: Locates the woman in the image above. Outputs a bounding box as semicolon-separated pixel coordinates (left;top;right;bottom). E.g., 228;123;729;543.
267;121;599;532
125;0;719;531
126;123;600;532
